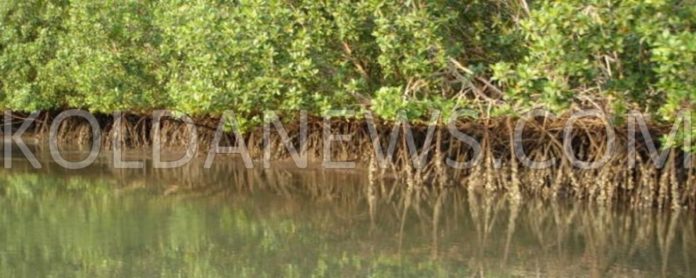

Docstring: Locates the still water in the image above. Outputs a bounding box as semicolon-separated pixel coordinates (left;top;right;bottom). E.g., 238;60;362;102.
0;146;694;277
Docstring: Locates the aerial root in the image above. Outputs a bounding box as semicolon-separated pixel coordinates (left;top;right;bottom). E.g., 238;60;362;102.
16;113;696;210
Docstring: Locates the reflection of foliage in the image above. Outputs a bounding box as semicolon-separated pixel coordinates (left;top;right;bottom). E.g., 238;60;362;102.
1;173;113;201
0;172;469;277
0;170;693;276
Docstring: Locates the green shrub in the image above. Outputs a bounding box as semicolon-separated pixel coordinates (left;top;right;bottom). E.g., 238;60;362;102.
2;0;694;143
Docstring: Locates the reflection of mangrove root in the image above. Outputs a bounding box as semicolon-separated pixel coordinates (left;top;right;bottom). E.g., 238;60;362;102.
14;112;696;210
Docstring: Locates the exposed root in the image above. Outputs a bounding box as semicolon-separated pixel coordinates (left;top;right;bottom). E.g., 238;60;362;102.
6;111;696;210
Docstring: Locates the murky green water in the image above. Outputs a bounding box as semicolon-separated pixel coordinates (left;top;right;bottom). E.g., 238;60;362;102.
0;146;695;277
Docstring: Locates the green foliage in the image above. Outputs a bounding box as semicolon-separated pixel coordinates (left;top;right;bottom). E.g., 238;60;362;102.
0;0;68;111
1;0;518;126
492;0;696;147
64;0;166;113
2;0;695;143
493;0;696;115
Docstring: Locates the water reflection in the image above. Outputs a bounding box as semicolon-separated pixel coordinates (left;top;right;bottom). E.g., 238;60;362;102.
0;148;694;277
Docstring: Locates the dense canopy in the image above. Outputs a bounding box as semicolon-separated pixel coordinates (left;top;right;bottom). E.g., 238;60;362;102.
1;1;695;133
